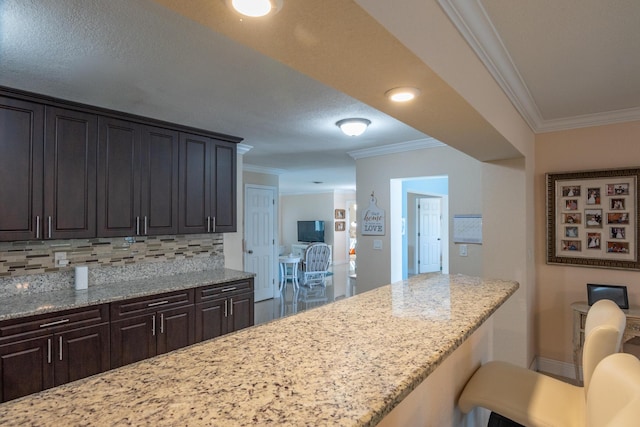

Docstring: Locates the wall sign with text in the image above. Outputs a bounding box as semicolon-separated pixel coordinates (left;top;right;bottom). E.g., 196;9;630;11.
362;193;385;235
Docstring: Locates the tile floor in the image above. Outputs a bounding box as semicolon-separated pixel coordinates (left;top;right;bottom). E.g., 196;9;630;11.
254;262;356;326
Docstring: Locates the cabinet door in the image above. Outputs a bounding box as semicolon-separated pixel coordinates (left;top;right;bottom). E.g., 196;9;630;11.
211;141;236;232
229;292;254;333
54;323;110;385
97;117;141;237
194;299;227;342
44;106;97;239
0;335;53;402
0;97;44;241
156;305;195;355
140;126;179;235
110;315;155;369
178;132;211;234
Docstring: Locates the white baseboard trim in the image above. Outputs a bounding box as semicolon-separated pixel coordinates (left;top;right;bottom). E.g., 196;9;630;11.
535;356;580;380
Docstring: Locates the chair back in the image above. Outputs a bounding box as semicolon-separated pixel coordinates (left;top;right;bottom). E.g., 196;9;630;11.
586;353;640;427
303;243;331;273
301;243;331;286
582;299;626;395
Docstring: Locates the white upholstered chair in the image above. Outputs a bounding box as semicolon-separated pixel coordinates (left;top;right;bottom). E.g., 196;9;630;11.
458;299;626;427
298;243;331;287
586;352;640;427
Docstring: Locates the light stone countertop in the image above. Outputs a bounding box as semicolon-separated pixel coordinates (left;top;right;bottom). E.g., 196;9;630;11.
0;273;518;426
0;268;255;321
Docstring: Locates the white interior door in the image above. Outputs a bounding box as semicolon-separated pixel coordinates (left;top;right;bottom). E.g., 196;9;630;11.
245;185;276;301
418;197;442;273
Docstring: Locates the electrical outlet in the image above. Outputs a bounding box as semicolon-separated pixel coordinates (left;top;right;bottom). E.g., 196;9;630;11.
459;245;468;257
54;252;68;266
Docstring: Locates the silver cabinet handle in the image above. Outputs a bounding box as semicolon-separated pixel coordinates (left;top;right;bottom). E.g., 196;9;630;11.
230;298;233;316
212;216;216;232
147;300;169;307
47;338;52;364
48;216;52;239
144;216;148;235
36;215;40;239
40;318;70;328
152;314;156;336
59;336;63;361
136;216;140;235
221;287;237;293
160;313;164;334
224;299;228;317
206;216;211;233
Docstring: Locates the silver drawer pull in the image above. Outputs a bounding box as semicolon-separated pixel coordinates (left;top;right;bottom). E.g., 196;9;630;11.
221;287;237;293
147;300;170;307
39;318;70;328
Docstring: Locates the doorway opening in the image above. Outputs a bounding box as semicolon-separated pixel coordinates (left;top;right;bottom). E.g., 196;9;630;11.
390;176;449;282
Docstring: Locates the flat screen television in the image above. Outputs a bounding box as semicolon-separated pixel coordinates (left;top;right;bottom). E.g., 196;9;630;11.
297;220;325;243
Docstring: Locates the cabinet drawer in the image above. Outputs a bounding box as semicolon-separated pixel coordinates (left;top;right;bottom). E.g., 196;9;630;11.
0;305;108;339
110;289;194;319
195;279;253;303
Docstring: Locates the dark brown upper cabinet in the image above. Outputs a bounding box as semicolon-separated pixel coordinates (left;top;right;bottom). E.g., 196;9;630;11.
179;134;237;234
44;106;98;239
0;86;239;241
0;96;44;241
97;118;178;237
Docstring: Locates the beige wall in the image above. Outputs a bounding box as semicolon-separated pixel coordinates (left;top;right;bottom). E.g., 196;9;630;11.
332;191;356;264
535;121;640;364
280;193;335;253
355;146;484;291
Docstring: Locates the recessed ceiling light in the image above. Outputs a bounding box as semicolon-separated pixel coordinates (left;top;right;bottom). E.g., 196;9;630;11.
385;87;421;102
336;118;371;137
226;0;283;17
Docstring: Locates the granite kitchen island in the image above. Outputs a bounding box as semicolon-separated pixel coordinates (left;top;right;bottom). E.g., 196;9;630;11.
0;273;518;426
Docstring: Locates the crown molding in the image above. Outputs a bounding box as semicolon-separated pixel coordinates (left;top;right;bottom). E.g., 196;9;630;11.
242;163;287;175
347;138;445;160
236;143;253;155
438;0;640;133
536;106;640;133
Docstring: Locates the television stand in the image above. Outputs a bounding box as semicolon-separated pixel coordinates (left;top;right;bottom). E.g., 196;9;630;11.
291;243;332;264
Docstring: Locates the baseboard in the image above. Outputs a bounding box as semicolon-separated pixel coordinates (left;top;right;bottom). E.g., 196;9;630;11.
535;356;580;380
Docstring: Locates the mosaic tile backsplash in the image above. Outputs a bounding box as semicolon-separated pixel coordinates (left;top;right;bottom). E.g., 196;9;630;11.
0;234;224;297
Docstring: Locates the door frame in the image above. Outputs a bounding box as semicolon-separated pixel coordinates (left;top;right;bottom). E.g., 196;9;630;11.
244;184;278;300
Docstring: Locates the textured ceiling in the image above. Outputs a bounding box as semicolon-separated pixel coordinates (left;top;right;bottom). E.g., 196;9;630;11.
1;1;637;193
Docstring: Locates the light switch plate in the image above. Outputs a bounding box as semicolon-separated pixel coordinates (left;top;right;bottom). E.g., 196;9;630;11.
373;240;383;250
459;244;468;257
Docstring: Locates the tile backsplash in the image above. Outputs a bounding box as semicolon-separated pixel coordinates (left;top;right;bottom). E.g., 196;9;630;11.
0;234;224;297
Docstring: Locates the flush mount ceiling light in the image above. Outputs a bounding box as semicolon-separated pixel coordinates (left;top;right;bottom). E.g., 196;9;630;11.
385;87;421;102
336;118;371;137
226;0;283;17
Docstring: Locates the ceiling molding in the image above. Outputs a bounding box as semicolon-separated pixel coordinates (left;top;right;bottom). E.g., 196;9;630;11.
439;0;640;133
236;143;253;155
242;164;287;175
348;138;445;160
536;106;640;133
438;0;542;132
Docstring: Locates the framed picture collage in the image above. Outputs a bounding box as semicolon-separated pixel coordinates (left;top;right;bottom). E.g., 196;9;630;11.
547;168;640;270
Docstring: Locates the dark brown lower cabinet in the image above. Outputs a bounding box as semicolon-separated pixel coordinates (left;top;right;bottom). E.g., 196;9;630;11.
110;291;195;369
0;306;110;403
0;279;252;402
195;280;254;342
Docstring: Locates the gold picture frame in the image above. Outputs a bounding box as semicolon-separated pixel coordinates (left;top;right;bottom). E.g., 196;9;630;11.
547;167;640;270
335;209;345;219
335;221;345;231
